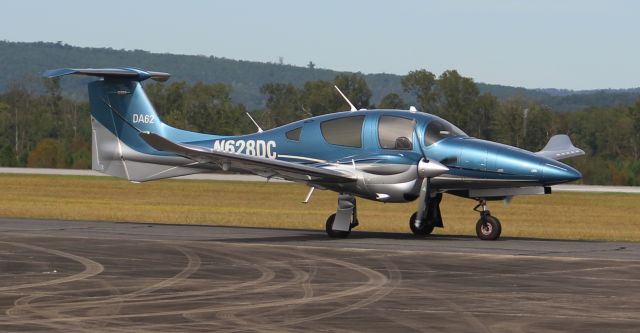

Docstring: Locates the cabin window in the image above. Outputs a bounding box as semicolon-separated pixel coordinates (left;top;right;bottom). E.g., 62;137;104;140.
424;119;467;146
320;115;365;148
286;127;302;141
378;115;415;150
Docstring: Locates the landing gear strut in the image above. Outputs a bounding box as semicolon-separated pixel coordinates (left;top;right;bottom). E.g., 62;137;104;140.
325;194;359;238
409;192;443;236
473;199;502;240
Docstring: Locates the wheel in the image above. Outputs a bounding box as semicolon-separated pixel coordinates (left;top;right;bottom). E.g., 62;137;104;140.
325;213;352;238
475;215;502;240
409;212;435;236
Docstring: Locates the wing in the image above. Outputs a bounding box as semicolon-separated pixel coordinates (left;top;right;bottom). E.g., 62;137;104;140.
536;134;585;161
139;132;356;183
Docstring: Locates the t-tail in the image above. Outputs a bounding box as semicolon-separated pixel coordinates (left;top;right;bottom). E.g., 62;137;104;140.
44;68;217;181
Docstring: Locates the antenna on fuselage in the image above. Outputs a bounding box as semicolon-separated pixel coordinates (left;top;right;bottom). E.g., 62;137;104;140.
334;85;357;111
245;112;263;133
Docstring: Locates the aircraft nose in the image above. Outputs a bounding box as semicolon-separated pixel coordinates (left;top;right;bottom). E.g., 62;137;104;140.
542;161;582;184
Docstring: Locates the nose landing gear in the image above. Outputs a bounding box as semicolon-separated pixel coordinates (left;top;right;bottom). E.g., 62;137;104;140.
473;199;502;240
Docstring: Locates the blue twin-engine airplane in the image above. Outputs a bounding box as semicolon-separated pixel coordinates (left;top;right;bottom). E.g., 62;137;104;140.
45;68;584;240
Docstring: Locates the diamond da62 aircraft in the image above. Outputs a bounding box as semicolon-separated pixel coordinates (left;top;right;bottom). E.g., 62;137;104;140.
45;67;584;240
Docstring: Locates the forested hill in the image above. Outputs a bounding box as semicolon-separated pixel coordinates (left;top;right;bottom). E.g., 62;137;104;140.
1;40;639;111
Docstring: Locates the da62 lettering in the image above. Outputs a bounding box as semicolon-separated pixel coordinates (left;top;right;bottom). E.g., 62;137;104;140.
132;114;154;124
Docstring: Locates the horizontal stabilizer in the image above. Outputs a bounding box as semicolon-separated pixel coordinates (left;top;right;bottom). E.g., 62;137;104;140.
43;68;170;82
536;134;585;161
140;132;357;183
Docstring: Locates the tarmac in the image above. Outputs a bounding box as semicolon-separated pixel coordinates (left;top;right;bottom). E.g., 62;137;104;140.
0;218;639;332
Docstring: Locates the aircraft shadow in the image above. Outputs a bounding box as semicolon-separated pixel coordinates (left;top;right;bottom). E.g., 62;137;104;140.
200;226;595;244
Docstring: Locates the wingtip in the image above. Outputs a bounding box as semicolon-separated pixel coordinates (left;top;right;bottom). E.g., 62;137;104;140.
43;68;75;78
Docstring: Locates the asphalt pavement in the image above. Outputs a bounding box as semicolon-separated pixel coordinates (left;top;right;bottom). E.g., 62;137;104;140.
0;218;639;332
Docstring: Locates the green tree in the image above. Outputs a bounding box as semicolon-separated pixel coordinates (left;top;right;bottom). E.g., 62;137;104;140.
68;135;91;169
523;105;553;151
333;73;372;109
43;77;62;116
401;69;437;112
300;80;341;116
491;97;530;148
147;81;248;135
378;93;407;109
432;70;480;133
0;101;13;166
27;138;67;168
629;98;640;160
492;98;554;151
260;83;302;127
473;93;498;140
184;82;246;135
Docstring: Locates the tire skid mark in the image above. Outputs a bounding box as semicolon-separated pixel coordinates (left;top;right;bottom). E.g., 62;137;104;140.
9;279;124;332
1;241;105;332
183;245;314;326
269;254;401;329
12;245;202;313
210;253;400;333
2;243;199;331
211;265;319;331
0;241;104;292
402;280;494;332
0;244;395;325
10;244;271;313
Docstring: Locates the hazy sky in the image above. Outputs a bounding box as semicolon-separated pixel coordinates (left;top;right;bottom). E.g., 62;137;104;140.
1;0;638;89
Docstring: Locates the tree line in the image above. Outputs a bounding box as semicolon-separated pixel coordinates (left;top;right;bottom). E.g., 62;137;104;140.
3;41;640;112
1;70;639;185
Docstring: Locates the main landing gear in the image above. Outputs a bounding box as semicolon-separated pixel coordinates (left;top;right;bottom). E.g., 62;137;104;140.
409;192;443;236
473;199;502;241
323;193;502;241
325;194;359;238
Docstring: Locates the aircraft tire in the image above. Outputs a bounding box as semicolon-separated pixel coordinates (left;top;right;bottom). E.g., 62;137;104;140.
476;215;502;240
409;212;435;236
325;213;351;238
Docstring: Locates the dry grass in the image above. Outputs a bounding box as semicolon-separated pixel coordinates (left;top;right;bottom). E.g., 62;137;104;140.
1;174;639;241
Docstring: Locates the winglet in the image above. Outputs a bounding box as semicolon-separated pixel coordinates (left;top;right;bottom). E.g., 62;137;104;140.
536;134;585;160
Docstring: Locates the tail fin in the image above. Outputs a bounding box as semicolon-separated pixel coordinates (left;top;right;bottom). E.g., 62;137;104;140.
44;68;214;181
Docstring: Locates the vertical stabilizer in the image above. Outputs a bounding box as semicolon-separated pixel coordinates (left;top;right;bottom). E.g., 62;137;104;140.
44;68;216;181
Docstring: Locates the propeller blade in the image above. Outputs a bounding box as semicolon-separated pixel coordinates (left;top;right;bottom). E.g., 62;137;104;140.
415;177;429;226
503;195;513;207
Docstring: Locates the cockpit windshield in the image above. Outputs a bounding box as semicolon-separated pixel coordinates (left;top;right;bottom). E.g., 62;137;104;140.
424;118;467;146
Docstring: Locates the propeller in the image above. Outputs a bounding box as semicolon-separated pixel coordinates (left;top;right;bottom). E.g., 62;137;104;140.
414;159;449;228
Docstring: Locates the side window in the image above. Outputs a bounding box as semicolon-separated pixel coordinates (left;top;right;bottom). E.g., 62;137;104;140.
286;127;302;141
378;116;415;150
320;115;365;148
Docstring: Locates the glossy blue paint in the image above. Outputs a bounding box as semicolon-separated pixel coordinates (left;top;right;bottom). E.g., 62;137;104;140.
46;67;583;200
88;79;218;156
90;79;581;189
44;67;587;240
